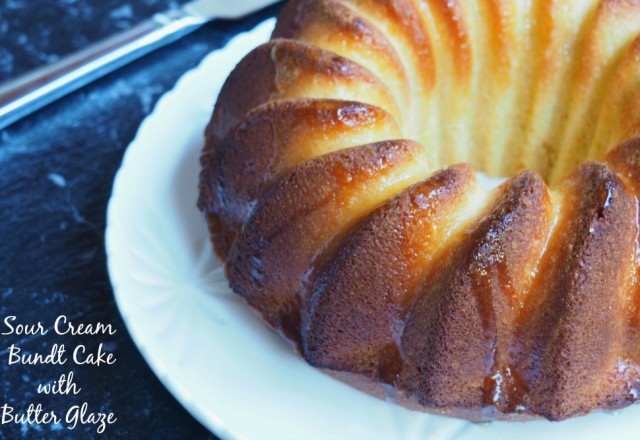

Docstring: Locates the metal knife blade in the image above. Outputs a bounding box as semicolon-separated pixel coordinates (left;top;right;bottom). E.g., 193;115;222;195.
0;0;280;130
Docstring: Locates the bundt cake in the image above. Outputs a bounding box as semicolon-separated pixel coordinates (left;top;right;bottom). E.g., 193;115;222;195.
198;0;640;421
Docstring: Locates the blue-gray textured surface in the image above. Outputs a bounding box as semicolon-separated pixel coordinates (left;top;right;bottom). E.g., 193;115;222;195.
0;1;282;438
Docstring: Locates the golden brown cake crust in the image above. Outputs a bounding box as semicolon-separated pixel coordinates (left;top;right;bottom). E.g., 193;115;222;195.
199;0;640;421
226;140;425;343
204;39;399;149
518;163;635;420
401;171;552;414
199;99;399;257
303;164;475;381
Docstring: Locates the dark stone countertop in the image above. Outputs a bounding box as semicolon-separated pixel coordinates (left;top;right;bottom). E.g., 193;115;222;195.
0;1;282;439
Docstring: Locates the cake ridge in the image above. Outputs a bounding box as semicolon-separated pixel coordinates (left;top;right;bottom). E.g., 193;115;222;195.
519;0;600;182
336;0;437;158
550;0;640;184
273;0;413;134
589;37;640;161
302;164;491;381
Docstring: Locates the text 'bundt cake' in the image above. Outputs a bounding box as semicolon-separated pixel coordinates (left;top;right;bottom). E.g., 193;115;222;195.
198;0;640;421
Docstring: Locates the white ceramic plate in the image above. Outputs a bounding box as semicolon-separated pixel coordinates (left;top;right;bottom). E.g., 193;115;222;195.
105;18;640;440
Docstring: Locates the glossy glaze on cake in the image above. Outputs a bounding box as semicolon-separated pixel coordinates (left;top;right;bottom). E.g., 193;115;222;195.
198;0;640;421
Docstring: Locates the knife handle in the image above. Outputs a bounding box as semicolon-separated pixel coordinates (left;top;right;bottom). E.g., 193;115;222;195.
0;10;206;130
